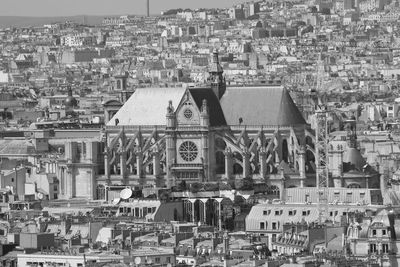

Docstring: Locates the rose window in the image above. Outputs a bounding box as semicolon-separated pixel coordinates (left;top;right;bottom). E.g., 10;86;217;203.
179;141;198;162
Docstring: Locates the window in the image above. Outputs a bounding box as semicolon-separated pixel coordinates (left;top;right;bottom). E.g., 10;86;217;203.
272;222;277;230
155;258;160;263
302;211;307;216
275;210;280;216
370;243;377;253
272;234;277;242
372;229;377;236
382;229;387;236
179;141;198;162
167;257;171;263
382;244;389;253
346;192;352;202
260;222;265;230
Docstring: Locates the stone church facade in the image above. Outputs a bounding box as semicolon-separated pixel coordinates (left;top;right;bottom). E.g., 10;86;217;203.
53;53;380;200
99;52;315;192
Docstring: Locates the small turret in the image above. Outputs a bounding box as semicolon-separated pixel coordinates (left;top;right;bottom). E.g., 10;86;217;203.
223;231;230;257
344;117;357;149
64;86;78;108
166;100;176;129
209;49;226;99
200;99;209;127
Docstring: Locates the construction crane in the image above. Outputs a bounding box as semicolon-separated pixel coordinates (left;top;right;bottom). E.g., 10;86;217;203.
315;107;329;224
314;51;330;224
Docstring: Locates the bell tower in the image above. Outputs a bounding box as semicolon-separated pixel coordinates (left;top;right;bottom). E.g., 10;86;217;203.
344;117;357;148
209;49;226;99
114;70;133;104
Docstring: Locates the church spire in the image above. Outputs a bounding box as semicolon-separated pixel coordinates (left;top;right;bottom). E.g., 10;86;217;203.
209;49;226;99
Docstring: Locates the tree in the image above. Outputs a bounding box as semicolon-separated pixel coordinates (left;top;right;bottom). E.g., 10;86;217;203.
190;183;203;193
177;181;187;191
240;177;254;190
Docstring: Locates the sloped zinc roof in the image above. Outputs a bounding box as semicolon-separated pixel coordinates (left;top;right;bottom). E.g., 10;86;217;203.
189;88;227;127
220;86;306;126
108;87;186;126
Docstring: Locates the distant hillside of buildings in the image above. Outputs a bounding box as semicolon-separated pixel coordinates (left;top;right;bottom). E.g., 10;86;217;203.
0;15;104;28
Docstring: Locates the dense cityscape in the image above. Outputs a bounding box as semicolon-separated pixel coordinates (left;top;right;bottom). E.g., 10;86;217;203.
0;0;400;266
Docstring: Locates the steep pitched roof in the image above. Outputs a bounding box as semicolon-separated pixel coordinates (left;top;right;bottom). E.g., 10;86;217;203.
189;88;227;127
220;86;306;126
107;87;186;126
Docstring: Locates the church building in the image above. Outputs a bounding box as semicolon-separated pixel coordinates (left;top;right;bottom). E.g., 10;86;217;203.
100;52;314;191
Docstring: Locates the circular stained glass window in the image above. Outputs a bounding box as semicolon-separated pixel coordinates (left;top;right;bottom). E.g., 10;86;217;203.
183;109;193;120
179;141;198;162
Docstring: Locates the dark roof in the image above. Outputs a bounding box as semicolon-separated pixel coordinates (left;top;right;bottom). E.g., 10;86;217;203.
220;86;306;126
189;88;227;127
343;148;366;172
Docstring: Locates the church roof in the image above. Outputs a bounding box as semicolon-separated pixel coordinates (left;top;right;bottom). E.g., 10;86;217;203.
107;87;186;126
189;88;227;127
220;86;306;126
343;148;366;172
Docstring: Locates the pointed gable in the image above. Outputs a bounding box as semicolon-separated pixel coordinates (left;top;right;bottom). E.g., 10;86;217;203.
176;90;201;126
220;86;306;126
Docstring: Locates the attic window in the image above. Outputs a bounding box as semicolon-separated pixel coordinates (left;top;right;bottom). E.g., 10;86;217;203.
302;210;311;216
263;210;270;215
